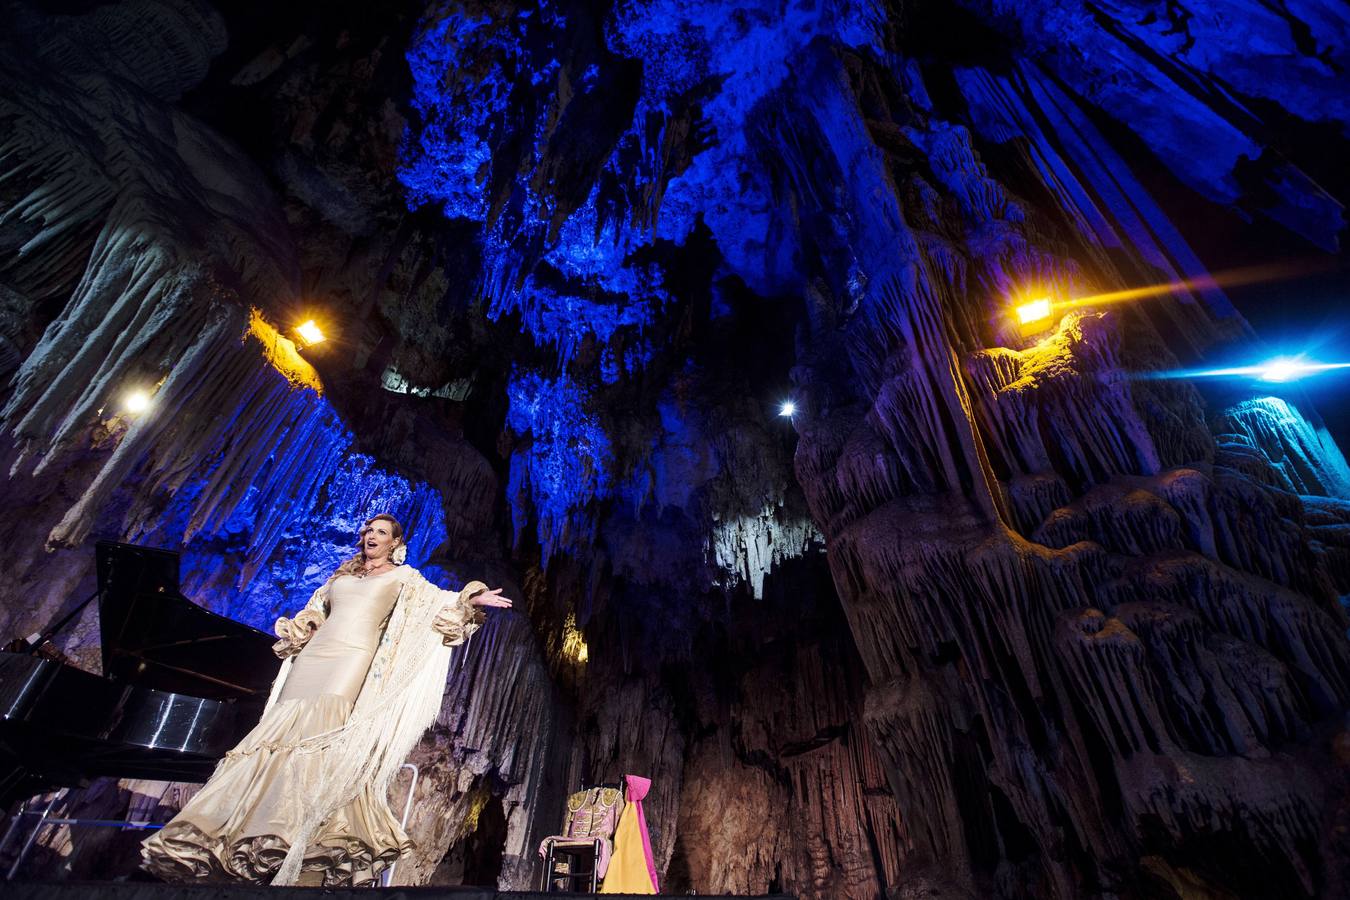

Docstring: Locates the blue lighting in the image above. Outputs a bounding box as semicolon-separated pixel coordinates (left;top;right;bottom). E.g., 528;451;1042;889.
142;377;453;631
1153;356;1350;384
779;401;796;417
1257;358;1320;383
396;0;884;365
505;370;615;563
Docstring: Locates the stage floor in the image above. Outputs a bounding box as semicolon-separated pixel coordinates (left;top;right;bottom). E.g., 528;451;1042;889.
7;882;798;899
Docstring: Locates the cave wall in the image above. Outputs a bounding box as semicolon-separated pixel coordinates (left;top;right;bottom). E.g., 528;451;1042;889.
766;13;1350;899
0;0;557;883
2;0;1349;897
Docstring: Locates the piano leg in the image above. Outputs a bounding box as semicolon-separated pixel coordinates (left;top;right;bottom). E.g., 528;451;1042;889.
0;797;28;868
4;789;62;880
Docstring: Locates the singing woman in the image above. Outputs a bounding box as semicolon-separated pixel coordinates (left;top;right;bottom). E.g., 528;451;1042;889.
140;513;511;886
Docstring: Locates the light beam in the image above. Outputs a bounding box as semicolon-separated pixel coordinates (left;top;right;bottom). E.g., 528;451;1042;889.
1152;356;1350;383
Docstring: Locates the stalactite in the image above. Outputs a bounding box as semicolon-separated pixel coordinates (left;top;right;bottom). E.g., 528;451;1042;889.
836;496;1349;893
1005;474;1072;536
704;503;821;598
673;620;903;898
5;0;1350;895
954;62;1245;341
863;674;967;872
1033;483;1185;557
1113;602;1305;756
952;0;1347;251
0;132;115;308
7;0;227;103
0;48;533;889
505;370;614;567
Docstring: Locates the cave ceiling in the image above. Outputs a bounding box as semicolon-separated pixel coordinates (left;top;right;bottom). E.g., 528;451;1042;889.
2;0;1350;896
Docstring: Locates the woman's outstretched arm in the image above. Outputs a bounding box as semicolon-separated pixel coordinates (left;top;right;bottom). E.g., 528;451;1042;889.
430;578;512;646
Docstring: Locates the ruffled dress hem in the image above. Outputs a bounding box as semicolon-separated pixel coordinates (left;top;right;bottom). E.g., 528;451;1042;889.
141;819;410;887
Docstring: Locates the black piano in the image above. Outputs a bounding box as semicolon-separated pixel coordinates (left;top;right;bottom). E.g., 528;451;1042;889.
0;542;278;806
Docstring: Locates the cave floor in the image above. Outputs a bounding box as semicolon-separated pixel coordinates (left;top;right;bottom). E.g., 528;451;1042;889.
6;881;797;899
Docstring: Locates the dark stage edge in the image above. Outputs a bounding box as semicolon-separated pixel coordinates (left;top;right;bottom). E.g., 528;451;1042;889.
5;882;798;899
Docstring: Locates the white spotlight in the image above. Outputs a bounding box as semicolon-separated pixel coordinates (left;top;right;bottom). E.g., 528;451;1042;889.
779;401;796;417
1257;358;1310;383
123;389;152;414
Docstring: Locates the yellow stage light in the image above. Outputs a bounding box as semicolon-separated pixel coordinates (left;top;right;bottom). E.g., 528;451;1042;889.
123;389;151;414
1016;298;1053;326
562;612;589;665
295;320;325;346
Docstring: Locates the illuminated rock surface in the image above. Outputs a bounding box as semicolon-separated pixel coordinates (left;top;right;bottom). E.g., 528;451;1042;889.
1;0;1348;897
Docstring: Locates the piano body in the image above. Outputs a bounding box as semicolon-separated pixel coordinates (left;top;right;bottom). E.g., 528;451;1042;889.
0;542;279;807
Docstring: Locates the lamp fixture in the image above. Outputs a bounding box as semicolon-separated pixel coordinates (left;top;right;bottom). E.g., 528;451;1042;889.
1015;297;1053;326
123;389;152;414
295;319;325;346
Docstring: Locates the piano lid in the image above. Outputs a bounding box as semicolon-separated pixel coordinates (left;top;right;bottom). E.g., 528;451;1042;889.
97;542;277;700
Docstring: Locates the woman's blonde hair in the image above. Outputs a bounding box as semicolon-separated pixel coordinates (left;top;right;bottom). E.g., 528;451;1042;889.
333;514;405;578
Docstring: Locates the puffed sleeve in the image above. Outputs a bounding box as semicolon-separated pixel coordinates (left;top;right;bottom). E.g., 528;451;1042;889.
271;581;331;659
272;609;325;658
432;579;489;647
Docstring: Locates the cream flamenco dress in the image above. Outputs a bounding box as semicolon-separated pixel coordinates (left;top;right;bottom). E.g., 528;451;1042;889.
141;565;486;886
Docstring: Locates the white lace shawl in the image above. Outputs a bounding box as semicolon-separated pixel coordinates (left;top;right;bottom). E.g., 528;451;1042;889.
262;566;486;885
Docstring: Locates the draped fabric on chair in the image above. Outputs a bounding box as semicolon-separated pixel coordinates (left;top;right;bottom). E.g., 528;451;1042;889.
537;785;622;891
599;774;659;894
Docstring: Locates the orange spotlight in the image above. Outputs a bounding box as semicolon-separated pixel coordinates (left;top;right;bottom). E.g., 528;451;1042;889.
1015;297;1053;326
1058;260;1329;313
295;320;326;347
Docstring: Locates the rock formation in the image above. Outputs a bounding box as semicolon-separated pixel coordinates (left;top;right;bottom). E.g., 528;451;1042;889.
2;0;1348;897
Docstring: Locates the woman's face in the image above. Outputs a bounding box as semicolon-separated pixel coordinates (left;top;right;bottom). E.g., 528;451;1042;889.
361;520;399;562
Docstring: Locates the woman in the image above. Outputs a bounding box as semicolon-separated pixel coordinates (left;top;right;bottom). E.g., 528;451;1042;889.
140;514;512;886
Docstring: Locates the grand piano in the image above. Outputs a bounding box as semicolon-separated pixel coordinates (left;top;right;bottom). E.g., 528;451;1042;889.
0;542;278;807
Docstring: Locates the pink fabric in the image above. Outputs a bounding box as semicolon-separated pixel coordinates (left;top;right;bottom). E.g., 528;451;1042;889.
625;774;660;891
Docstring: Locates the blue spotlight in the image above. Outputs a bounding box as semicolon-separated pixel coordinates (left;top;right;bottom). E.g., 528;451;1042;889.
1255;357;1350;382
779;401;796;417
1163;356;1350;383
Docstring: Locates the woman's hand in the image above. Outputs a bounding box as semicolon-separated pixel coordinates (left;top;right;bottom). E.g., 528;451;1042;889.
469;587;513;609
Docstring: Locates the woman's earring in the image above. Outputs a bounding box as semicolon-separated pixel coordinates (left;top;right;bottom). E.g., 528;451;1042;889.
391;543;407;565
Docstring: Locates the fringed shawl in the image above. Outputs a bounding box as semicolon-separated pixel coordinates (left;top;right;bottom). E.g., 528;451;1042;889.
262;566;485;885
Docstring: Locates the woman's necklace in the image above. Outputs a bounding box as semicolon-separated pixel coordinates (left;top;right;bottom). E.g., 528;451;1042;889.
361;560;393;578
